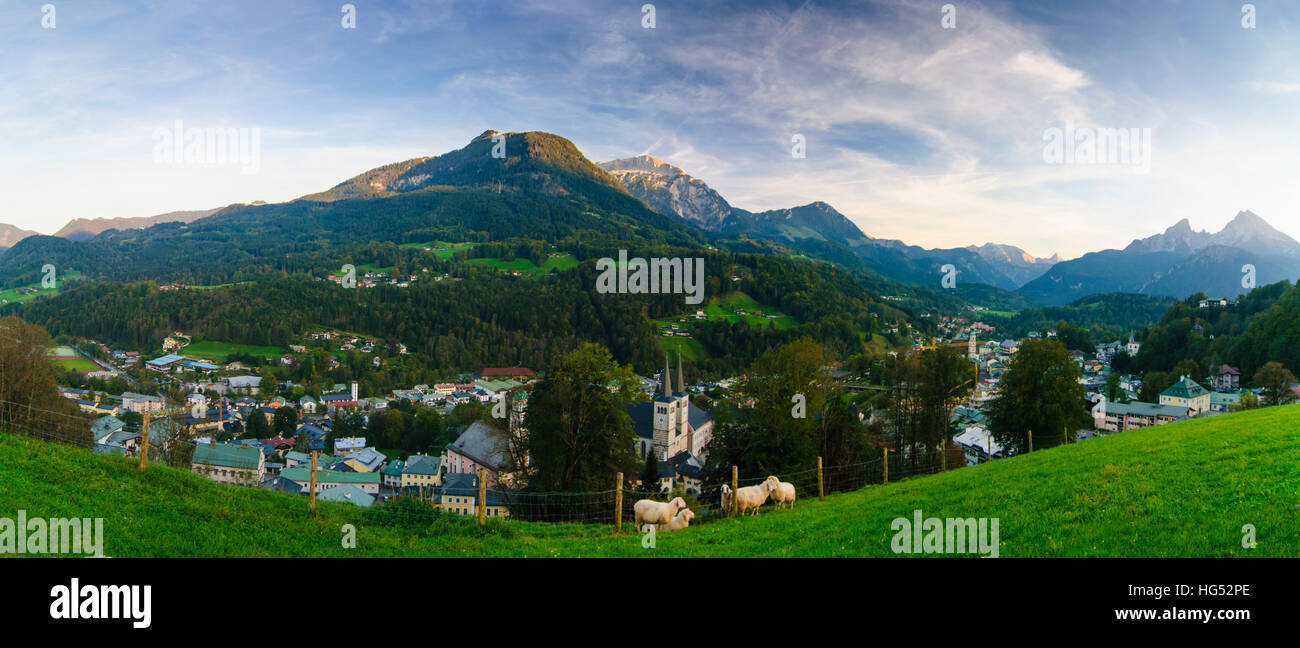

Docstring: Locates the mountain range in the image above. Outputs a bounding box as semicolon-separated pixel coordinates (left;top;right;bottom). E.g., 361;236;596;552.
4;132;1297;309
1019;211;1300;305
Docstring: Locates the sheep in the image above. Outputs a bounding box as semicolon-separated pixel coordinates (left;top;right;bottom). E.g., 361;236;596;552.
734;479;776;516
719;484;732;513
659;508;695;531
634;496;687;530
769;478;796;510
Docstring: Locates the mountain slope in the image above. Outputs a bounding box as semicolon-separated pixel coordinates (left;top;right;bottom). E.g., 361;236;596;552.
0;223;40;253
598;154;1051;292
52;205;246;241
1020;211;1300;305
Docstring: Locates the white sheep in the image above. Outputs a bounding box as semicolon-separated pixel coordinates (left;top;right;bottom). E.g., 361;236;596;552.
634;496;686;529
769;477;796;510
734;479;775;516
720;484;732;512
659;508;695;531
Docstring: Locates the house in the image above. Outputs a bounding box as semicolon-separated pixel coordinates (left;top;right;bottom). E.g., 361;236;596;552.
478;367;536;379
224;376;262;394
952;425;1004;464
1159;376;1211;415
277;468;381;495
380;459;405;489
1210;392;1242;413
191;442;266;486
340;447;386;472
316;484;375;508
1208;365;1241;393
298;396;317;414
120;392;166;414
334;436;366;456
401;453;443;490
1092;397;1189;431
444;421;512;487
90;415;126;444
145;354;187;372
435;473;509;518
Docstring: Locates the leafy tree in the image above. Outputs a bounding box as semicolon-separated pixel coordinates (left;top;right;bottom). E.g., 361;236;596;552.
272;406;298;438
1253;362;1298;406
988;339;1086;455
518;343;640;492
0;316;93;447
243;408;270;439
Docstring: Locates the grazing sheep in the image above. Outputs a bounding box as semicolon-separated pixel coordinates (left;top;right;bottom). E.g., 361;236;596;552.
634;496;687;529
769;478;796;510
659;508;695;531
720;484;732;513
734;480;775;516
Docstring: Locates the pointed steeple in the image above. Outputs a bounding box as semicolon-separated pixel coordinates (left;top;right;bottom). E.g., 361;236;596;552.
676;351;685;394
662;354;672;398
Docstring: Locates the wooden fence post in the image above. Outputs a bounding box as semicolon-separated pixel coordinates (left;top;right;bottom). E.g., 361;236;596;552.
1028;429;1034;453
477;469;487;526
1063;426;1068;446
139;412;150;473
883;447;889;484
730;466;738;517
817;456;824;501
614;472;624;533
309;450;318;512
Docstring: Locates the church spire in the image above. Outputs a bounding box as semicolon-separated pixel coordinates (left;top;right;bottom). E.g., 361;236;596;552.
676;350;685;394
663;354;672;398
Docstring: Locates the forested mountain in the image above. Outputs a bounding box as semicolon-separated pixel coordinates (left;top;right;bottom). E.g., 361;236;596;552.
979;293;1178;342
1133;279;1297;377
0;130;933;377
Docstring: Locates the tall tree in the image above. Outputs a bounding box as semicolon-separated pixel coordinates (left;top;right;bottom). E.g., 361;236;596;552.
1253;362;1298;406
988;338;1086;455
518;343;640;492
0;316;92;446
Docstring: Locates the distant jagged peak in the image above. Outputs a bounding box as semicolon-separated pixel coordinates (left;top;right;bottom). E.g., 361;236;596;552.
597;154;687;177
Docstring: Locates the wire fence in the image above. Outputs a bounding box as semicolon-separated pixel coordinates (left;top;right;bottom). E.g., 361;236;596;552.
1;397;1071;529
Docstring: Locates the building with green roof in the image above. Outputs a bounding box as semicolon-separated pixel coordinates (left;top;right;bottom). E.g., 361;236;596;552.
191;442;265;486
278;467;381;494
1159;376;1211;414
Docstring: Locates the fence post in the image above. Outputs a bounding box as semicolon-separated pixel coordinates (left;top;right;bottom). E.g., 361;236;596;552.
309;450;318;512
614;472;624;533
941;437;947;472
730;466;738;517
816;456;824;501
883;448;889;484
139;412;150;472
477;469;487;526
1063;426;1068;446
1028;429;1034;453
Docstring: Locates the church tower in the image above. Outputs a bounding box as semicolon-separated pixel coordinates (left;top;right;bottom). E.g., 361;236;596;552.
968;332;977;360
652;355;677;460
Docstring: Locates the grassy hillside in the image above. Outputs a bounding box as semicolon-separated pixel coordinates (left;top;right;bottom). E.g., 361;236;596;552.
2;406;1296;557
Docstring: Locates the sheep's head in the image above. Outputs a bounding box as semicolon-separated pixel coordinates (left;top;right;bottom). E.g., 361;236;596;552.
764;475;781;491
671;497;686;509
681;509;695;523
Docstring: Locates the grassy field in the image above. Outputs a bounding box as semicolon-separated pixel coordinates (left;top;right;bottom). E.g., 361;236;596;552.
465;254;579;275
2;405;1296;557
183;341;285;362
0;270;83;304
54;357;101;372
401;241;475;259
652;291;799;360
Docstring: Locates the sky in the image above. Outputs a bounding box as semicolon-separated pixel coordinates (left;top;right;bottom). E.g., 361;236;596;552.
1;0;1298;258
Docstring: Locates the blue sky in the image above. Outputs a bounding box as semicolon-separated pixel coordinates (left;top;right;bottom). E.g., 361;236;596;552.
1;0;1297;258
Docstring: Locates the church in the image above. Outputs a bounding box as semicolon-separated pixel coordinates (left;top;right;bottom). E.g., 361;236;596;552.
628;353;714;462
